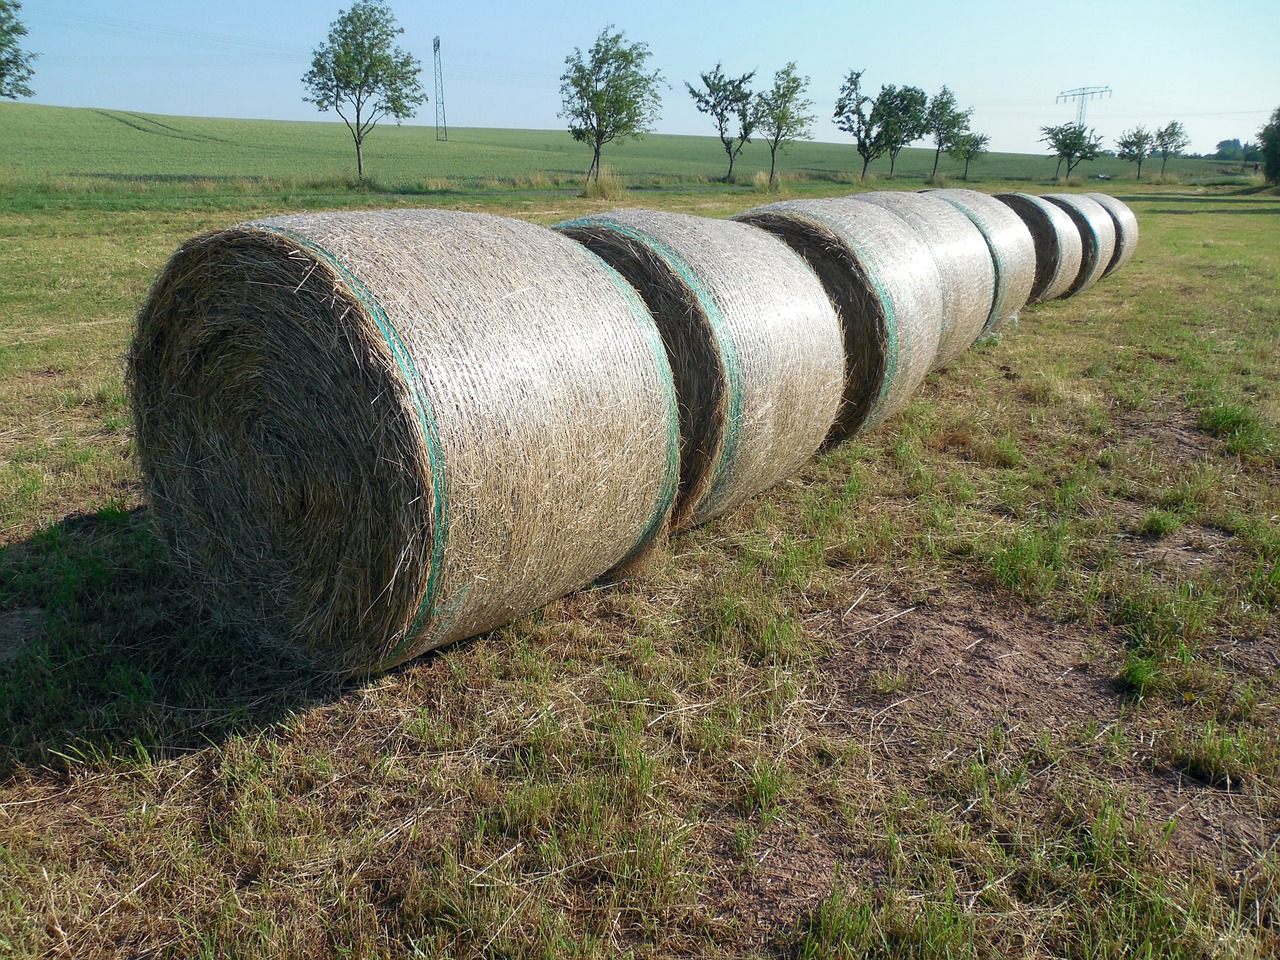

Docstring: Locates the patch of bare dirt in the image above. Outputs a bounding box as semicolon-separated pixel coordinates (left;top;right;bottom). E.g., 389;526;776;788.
809;585;1274;871
1118;407;1213;466
1119;522;1233;576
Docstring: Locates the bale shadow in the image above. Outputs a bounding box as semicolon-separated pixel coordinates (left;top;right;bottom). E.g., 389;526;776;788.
0;506;352;780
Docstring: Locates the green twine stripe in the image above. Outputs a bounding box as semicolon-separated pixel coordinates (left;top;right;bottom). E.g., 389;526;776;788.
259;225;448;655
841;235;900;414
934;196;1008;336
560;217;745;520
594;259;681;564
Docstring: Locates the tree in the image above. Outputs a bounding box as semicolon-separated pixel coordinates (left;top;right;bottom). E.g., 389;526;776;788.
833;70;887;181
302;1;426;181
926;85;972;182
1116;126;1154;180
560;26;664;181
1153;120;1190;176
0;0;36;100
1260;107;1280;185
1213;138;1243;161
1040;122;1102;179
873;84;928;178
948;131;989;181
687;63;756;182
753;62;815;188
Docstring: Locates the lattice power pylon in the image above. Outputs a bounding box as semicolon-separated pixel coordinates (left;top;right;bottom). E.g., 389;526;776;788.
433;36;448;142
1056;86;1112;126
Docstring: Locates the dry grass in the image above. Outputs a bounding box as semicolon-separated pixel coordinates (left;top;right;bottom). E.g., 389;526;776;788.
2;183;1278;959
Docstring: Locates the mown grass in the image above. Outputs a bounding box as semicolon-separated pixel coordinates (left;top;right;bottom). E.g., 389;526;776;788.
0;117;1277;956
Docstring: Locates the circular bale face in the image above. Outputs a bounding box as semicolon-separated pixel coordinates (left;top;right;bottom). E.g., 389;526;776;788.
846;191;997;369
557;209;845;530
129;210;679;674
734;198;944;442
994;193;1084;303
1041;194;1118;297
925;188;1037;338
1082;192;1140;277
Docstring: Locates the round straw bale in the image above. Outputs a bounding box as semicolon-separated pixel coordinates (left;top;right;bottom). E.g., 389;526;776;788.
925;188;1036;338
1082;192;1139;277
556;209;844;530
128;209;680;675
1040;194;1118;297
848;192;996;369
993;193;1084;303
733;198;944;441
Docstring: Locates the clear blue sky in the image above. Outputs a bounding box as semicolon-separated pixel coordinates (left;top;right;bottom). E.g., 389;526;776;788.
17;0;1279;155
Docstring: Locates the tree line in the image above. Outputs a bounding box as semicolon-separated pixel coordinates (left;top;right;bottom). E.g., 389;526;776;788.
560;26;990;187
5;1;1280;188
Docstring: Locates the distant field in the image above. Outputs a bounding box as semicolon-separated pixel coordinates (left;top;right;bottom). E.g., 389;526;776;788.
0;102;1248;200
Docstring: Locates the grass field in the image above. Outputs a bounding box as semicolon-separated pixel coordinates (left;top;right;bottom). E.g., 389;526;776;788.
0;101;1257;202
0;105;1278;958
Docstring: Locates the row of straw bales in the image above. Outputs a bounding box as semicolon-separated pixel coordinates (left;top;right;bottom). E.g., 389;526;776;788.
127;189;1139;674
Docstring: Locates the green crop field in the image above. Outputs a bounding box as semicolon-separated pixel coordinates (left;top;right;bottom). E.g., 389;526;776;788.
0;103;1277;958
0;101;1249;203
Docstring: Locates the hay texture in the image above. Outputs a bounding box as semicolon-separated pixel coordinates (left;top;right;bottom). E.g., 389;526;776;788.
925;188;1036;338
128;209;680;674
1040;194;1118;297
994;193;1084;303
556;209;844;530
849;191;996;369
1083;192;1139;277
734;198;944;442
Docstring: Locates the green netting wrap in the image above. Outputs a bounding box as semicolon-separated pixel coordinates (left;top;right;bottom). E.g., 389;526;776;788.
994;193;1085;303
849;192;996;369
926;188;1037;338
734;197;944;442
557;209;845;529
128;209;680;674
1082;193;1140;277
1041;194;1118;298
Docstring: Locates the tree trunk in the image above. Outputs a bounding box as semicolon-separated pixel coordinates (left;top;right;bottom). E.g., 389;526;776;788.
726;150;735;183
931;147;941;181
589;136;603;180
1055;157;1063;180
888;150;897;178
963;157;971;180
768;146;778;187
355;137;364;181
861;156;870;181
1136;158;1143;181
1160;153;1169;176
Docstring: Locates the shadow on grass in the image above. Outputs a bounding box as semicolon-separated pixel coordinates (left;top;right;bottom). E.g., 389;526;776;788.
0;506;352;779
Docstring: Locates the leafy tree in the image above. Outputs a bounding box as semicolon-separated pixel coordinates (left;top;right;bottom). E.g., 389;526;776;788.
302;1;426;181
1153;120;1190;176
948;131;989;181
753;62;815;188
560;26;664;181
0;0;36;100
1040;122;1102;179
833;69;887;181
1213;138;1243;161
1260;107;1280;184
687;63;756;182
869;84;927;178
1116;126;1154;180
926;85;972;182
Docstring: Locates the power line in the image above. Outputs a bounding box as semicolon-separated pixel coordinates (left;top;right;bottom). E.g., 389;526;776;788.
1056;86;1112;126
